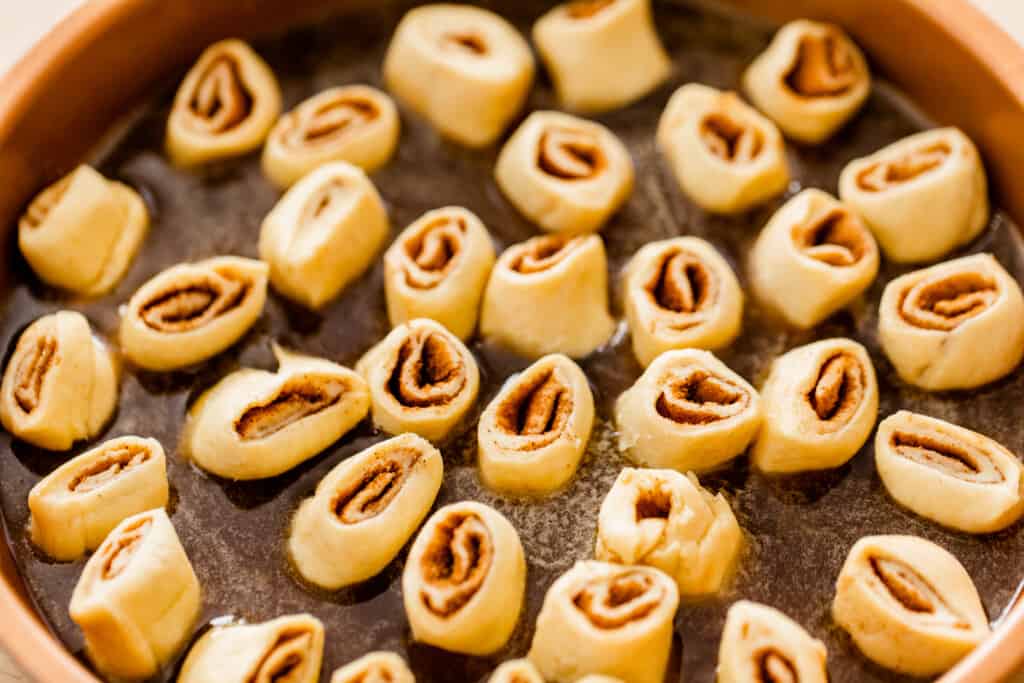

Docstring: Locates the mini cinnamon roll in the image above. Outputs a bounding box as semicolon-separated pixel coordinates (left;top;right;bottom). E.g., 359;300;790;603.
289;433;443;589
718;601;828;683
528;561;679;683
615;349;762;472
18;165;148;295
878;253;1024;390
480;234;615;359
403;500;526;655
331;652;414;683
70;509;200;681
120;255;269;371
166;39;282;166
839;127;989;263
595;468;741;595
259;161;389;309
623;236;743;366
494;111;634;233
751;189;879;328
356;318;480;442
876;411;1024;533
478;354;595;496
178;614;324;683
489;659;543;683
752;338;878;474
186;344;369;480
384;206;496;340
262;85;400;188
383;4;534;147
832;535;990;676
0;311;117;451
28;436;167;561
657;83;789;214
532;0;671;113
743;20;870;144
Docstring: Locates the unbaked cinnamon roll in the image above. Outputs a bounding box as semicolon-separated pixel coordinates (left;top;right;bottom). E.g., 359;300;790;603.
28;436;167;561
839;127;989;263
178;614;324;683
832;535;990;676
259;161;389;309
262;85;400;188
477;354;594;496
615;349;762;472
166;39;282;166
752;338;878;474
480;234;615;359
289;433;443;589
750;189;879;328
489;659;544;683
876;411;1024;533
384;206;496;340
69;509;200;681
403;500;526;655
532;0;670;113
657;83;789;214
494;111;634;233
743;20;870;144
623;236;743;366
383;4;534;147
878;253;1024;390
595;467;741;595
528;561;678;683
18;165;148;295
0;311;117;451
331;652;414;683
120;255;269;371
718;601;828;683
356;318;480;442
186;344;369;480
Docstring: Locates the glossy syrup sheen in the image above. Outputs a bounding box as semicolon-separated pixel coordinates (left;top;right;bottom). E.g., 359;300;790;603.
1;1;1023;682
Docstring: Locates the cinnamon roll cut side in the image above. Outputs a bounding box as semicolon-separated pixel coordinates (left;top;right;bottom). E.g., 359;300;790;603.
403;501;526;655
494;111;634;233
330;652;414;683
718;601;828;683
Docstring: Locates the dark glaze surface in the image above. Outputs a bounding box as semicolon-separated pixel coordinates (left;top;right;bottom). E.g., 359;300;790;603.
1;1;1023;682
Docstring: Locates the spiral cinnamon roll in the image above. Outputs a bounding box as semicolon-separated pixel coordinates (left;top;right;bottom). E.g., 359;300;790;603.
752;338;878;474
743;20;870;144
166;39;282;166
480;234;615;358
596;468;741;595
532;0;670;113
0;311;117;451
69;509;200;681
657;83;789;214
178;614;325;683
478;354;594;496
186;344;368;480
528;561;678;683
718;601;828;683
832;535;990;676
751;189;879;328
28;436;167;561
839;127;989;263
403;501;526;655
489;659;544;683
331;652;414;683
494;111;634;233
120;255;269;371
384;206;496;340
615;349;762;472
356;318;480;442
289;433;443;589
876;411;1024;533
18;165;148;295
623;236;744;366
878;253;1024;390
383;4;534;147
262;85;400;188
